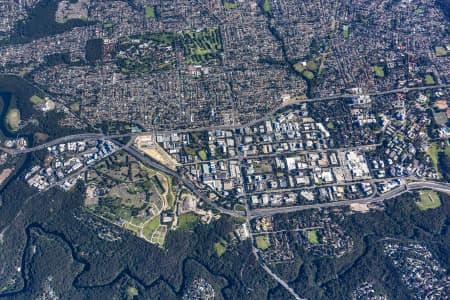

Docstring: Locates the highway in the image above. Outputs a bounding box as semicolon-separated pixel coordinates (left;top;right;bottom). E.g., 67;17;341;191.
0;79;448;222
3;135;448;221
1;83;447;155
0;133;135;155
2;83;449;156
259;260;304;300
248;181;450;219
121;144;244;218
155;83;450;133
0;133;104;154
1;77;447;299
182;143;380;167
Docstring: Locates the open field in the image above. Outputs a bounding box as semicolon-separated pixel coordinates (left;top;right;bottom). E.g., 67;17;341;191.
224;1;237;9
127;287;139;298
294;59;319;80
326;121;335;129
433;111;448;126
307;230;319;245
350;203;370;212
198;150;208;161
151;225;167;246
69;102;80;112
373;65;385;77
30;95;44;104
214;240;227;257
255;235;270;250
234;204;246;211
85;151;178;247
303;70;315;80
177;212;198;230
416;190;441;211
435;46;447;56
425;74;435;85
343;25;349;38
262;0;271;12
163;175;176;208
6;108;20;131
143;216;160;240
145;6;155;18
427;142;440;177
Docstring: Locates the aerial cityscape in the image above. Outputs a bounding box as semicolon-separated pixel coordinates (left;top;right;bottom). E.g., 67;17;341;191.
0;0;449;299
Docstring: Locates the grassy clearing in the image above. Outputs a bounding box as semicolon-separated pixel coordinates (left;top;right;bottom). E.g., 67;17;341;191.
302;70;315;80
433;111;447;126
70;102;80;112
416;190;441;211
30;95;44;104
127;287;139;298
427;143;450;178
373;65;385;78
151;226;166;246
224;1;237;9
342;25;349;38
427;142;440;176
145;6;155;18
294;59;319;77
166;175;175;208
306;60;318;71
124;222;140;234
435;46;447;57
103;22;113;29
198;150;208;161
425;74;435;85
307;230;319;245
255;235;270;250
234;204;246;211
262;0;271;12
178;213;198;230
6;108;20;132
143;216;160;240
293;62;305;73
214;240;227;257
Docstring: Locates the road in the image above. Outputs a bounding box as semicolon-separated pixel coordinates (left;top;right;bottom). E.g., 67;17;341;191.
0;133;133;155
2;83;448;155
3;134;448;222
0;133;102;154
260;260;304;300
0;79;448;221
248;181;450;219
182;143;380;167
2;82;449;156
119;141;304;298
3;135;448;222
0;79;447;300
121;144;244;217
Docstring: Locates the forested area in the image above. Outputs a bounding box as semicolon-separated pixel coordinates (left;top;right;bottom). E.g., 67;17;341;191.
0;75;92;140
1;162;448;299
268;194;450;299
0;177;279;299
7;0;93;44
85;39;103;64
